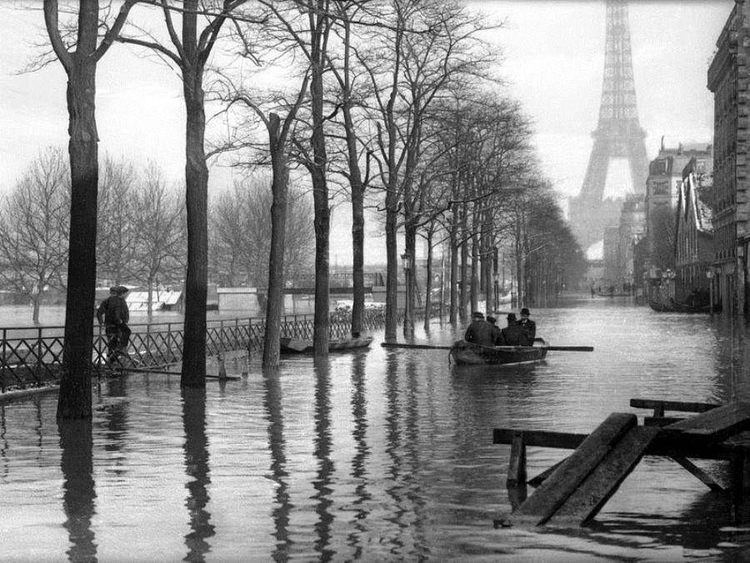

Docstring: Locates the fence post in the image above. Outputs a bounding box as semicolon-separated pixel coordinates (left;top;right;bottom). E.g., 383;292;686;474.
35;327;43;384
1;328;6;393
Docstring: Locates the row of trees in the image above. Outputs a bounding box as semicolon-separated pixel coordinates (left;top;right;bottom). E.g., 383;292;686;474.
0;150;314;320
38;0;584;418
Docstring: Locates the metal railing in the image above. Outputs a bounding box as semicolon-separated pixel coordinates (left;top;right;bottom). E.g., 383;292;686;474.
0;310;388;392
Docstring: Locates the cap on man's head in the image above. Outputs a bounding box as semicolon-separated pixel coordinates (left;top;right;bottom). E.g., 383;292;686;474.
487;316;496;324
115;285;129;295
109;286;119;294
472;311;484;319
520;307;530;317
507;313;517;322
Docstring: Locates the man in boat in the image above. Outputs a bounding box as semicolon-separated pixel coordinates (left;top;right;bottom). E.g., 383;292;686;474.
518;307;536;342
464;311;495;346
500;313;531;346
487;316;506;345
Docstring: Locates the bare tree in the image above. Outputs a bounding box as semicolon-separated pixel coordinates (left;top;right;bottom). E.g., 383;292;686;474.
358;0;496;338
327;0;375;338
118;0;250;386
130;164;186;318
253;0;334;355
97;155;138;286
43;0;137;418
208;178;315;288
0;148;70;324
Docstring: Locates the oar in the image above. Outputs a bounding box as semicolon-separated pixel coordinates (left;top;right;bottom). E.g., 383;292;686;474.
381;342;452;350
117;366;241;380
381;342;594;352
545;345;594;352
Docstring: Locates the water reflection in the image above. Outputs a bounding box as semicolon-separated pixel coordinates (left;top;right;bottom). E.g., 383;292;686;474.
312;358;335;560
347;352;371;558
382;352;428;558
99;378;129;479
9;302;750;560
0;406;6;479
261;368;291;560
58;419;97;562
181;388;214;561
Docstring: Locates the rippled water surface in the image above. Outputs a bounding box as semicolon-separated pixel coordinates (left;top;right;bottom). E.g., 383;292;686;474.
4;296;750;560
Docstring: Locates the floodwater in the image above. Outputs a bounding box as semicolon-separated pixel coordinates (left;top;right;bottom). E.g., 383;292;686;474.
3;296;750;560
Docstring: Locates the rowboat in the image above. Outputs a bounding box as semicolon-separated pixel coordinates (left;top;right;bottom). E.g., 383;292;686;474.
648;298;720;314
280;335;373;354
449;339;548;366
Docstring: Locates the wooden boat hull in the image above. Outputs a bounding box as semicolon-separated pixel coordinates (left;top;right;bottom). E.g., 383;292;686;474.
449;339;548;366
280;336;373;354
648;299;721;314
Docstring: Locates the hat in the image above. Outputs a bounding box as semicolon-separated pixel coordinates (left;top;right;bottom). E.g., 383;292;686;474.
507;313;517;322
472;311;484;319
114;285;129;295
487;316;497;324
109;286;119;294
520;308;530;316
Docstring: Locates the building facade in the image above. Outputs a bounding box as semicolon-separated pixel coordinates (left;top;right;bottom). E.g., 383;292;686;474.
675;158;714;306
644;142;713;276
708;0;750;315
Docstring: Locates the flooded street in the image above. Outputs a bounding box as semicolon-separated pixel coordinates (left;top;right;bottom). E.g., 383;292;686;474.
3;297;750;560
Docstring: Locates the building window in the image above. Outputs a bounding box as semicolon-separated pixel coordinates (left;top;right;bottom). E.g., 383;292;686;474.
652;181;670;195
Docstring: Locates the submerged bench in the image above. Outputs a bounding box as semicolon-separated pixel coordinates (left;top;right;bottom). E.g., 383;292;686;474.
495;398;750;527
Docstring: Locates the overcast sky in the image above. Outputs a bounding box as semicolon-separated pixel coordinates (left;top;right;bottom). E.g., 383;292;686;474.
0;0;734;263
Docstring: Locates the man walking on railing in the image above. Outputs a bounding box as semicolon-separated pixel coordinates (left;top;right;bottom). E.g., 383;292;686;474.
97;285;131;362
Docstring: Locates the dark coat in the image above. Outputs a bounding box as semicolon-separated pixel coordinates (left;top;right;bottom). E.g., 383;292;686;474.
490;325;506;345
500;324;531;346
464;320;495;346
519;318;536;341
97;295;130;328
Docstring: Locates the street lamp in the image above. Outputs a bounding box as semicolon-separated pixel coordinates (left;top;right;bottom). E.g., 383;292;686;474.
401;250;413;338
706;267;715;315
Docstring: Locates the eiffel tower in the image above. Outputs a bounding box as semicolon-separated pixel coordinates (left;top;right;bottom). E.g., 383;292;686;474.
569;0;649;252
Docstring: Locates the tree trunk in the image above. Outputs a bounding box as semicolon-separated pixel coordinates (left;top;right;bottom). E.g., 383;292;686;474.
449;219;459;325
147;279;154;320
403;222;416;339
384;206;399;342
515;209;524;308
423;229;433;331
470;227;479;315
58;61;98;420
342;103;365;338
263;114;289;368
459;203;469;322
32;293;41;325
310;59;330;357
181;73;209;387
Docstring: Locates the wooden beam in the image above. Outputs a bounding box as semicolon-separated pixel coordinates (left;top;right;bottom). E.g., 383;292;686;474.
506;432;527;487
494;427;739;460
671;456;727;492
528;458;567;487
548;426;661;525
644;416;683;427
512;413;637;526
494;428;587;449
630;398;721;413
665;402;750;442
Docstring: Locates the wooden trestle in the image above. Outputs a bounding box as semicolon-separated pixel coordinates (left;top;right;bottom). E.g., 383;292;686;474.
494;398;750;527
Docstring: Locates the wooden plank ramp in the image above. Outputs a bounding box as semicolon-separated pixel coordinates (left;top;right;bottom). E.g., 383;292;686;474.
509;413;659;526
664;402;750;442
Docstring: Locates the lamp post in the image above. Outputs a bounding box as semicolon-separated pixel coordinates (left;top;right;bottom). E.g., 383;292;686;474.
401;250;414;338
706;268;715;316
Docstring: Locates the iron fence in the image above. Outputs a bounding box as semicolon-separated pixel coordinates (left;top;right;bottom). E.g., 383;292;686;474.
0;309;388;392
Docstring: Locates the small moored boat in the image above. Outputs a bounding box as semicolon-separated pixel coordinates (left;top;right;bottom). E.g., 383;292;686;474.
449;339;548;366
280;335;373;354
